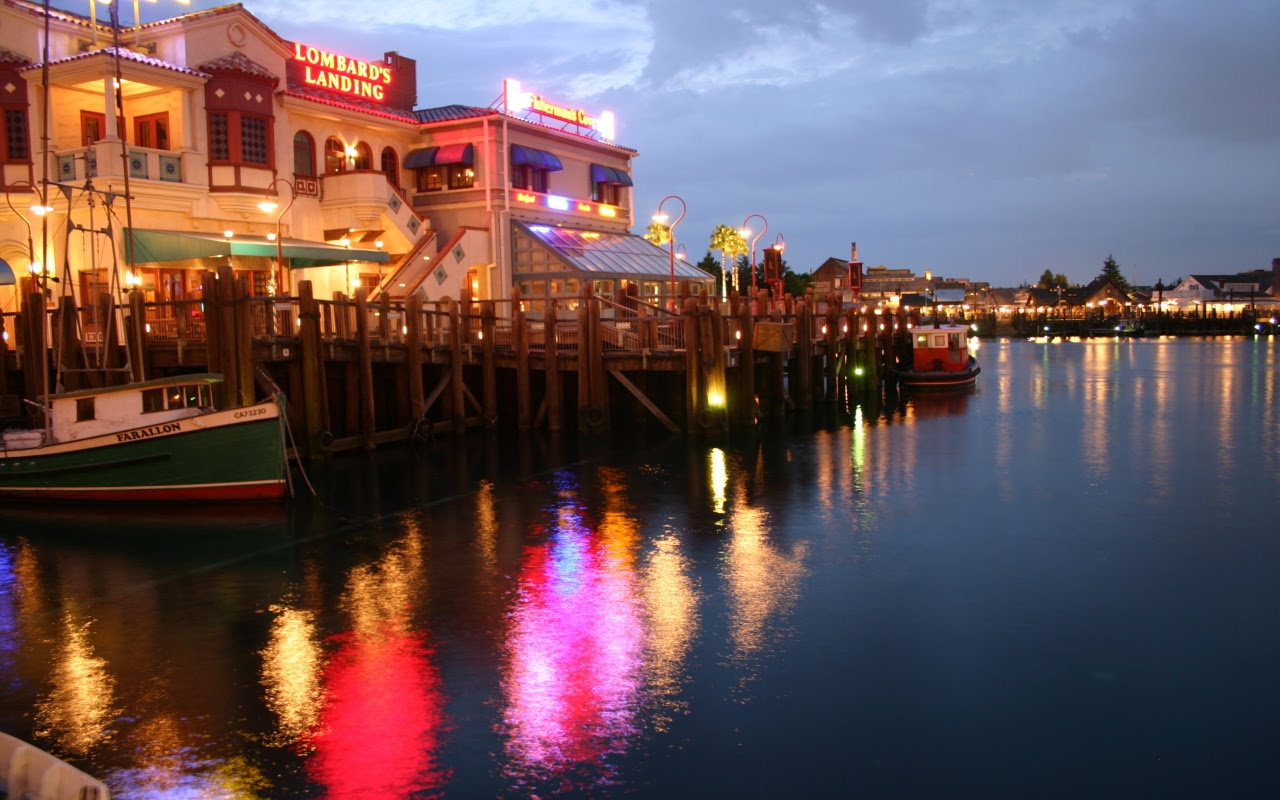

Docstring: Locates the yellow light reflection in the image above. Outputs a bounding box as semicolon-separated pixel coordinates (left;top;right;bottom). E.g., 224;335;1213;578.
710;448;728;514
476;479;499;574
261;604;323;745
641;535;699;733
35;612;117;755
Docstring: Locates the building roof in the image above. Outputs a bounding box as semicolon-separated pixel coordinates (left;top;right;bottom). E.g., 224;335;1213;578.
199;51;276;82
518;221;714;281
19;45;211;78
414;104;498;124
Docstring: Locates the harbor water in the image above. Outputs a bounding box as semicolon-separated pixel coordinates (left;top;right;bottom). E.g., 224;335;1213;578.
2;336;1278;798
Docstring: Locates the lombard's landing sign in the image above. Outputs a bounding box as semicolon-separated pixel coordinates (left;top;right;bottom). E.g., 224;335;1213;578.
289;43;393;101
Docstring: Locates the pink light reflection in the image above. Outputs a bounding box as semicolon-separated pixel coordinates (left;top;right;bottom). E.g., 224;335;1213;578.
501;510;645;790
303;624;450;798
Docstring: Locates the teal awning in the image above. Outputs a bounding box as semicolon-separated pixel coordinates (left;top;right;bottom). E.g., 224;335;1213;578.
124;229;389;269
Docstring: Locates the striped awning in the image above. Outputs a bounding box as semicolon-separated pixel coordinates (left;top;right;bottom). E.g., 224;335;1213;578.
590;164;632;186
124;229;390;269
404;143;474;169
510;145;563;171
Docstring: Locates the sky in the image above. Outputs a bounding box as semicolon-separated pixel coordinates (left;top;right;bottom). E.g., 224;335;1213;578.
102;0;1280;287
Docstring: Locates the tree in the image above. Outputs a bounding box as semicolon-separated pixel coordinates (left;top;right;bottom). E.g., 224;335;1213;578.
709;224;746;294
1038;269;1069;289
1039;269;1056;288
644;220;671;246
695;252;718;275
1098;254;1130;291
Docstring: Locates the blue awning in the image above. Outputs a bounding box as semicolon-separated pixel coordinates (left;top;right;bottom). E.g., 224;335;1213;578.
590;164;632;186
404;143;474;169
0;258;15;286
510;145;563;171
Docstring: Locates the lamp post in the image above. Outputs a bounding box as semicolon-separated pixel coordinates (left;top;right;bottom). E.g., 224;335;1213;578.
739;213;767;293
258;177;297;296
675;243;687;261
767;232;784;297
654;195;685;304
5;180;53;290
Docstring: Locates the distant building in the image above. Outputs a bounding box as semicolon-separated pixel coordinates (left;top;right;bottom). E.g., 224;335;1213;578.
1162;269;1275;312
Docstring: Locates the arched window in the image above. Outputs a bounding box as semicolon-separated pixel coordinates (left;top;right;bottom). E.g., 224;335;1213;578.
353;142;372;171
380;147;399;188
293;131;315;177
324;137;345;174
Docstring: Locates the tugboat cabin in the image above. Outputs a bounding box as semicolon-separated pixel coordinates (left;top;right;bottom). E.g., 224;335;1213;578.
912;325;971;373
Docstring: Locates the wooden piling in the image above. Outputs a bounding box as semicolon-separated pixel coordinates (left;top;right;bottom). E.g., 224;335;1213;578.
794;301;812;411
447;296;465;433
355;286;376;449
215;266;238;407
21;293;46;418
405;292;425;425
683;297;700;434
545;299;561;431
54;296;82;392
513;291;531;430
234;278;254;407
296;281;325;458
481;299;497;429
737;303;756;426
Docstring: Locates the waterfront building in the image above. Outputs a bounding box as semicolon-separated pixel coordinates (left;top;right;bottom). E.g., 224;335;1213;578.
0;0;712;327
1160;268;1276;314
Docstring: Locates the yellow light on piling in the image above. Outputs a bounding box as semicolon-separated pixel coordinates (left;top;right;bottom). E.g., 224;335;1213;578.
707;390;725;408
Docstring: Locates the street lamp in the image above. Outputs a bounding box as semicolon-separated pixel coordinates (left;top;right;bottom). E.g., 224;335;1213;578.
740;213;767;292
653;194;685;303
258;177;297;296
675;243;687;260
5;180;53;288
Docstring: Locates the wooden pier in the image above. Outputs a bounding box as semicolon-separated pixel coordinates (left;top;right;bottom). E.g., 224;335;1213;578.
1;271;915;457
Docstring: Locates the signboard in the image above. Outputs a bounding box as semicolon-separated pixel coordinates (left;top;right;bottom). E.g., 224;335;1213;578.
291;44;393;101
503;79;616;141
511;190;617;219
849;260;863;294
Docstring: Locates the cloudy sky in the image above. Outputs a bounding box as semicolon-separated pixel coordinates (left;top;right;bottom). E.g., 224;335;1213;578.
114;0;1278;287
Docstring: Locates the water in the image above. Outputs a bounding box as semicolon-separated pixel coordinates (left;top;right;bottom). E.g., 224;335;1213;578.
2;337;1277;799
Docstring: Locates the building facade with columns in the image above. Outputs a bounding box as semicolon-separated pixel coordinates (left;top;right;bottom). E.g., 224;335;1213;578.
0;0;710;332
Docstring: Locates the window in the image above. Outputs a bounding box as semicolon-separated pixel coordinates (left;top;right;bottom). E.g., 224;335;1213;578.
134;112;170;150
380;147;399;188
591;181;621;205
324;137;345;174
293;131;315;176
417;166;444;192
207;111;272;166
448;164;474;189
75;398;95;422
352;142;372;171
512;164;550;193
142;388;164;413
81;110;107;147
3;108;29;162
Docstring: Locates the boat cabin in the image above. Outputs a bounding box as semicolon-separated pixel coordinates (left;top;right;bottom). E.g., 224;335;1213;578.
44;374;223;443
911;324;972;373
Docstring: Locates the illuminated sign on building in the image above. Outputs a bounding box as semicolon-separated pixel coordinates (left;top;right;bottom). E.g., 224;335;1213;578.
511;190;618;219
292;44;393;101
503;79;616;141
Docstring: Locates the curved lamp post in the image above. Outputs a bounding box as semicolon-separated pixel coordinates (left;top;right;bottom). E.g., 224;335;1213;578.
654;195;686;302
258;177;297;296
739;213;767;292
675;243;687;261
5;180;54;288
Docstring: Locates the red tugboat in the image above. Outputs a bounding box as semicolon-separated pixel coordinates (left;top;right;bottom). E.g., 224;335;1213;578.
897;322;981;391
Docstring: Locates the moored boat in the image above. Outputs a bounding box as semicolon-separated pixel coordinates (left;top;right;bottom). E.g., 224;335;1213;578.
897;322;980;391
0;374;287;502
0;730;111;799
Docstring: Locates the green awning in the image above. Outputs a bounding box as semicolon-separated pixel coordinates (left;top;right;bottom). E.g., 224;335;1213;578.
124;229;390;269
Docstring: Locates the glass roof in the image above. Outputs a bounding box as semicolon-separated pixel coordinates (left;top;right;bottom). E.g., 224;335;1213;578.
519;222;713;280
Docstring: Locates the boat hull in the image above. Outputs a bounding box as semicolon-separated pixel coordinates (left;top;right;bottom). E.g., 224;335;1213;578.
898;357;981;391
0;399;287;502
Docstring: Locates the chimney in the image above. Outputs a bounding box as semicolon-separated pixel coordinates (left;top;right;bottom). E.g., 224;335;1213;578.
850;242;858;262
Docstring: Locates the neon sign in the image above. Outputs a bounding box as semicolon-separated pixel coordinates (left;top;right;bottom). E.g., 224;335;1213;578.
293;44;392;101
510;190;620;219
503;79;616;141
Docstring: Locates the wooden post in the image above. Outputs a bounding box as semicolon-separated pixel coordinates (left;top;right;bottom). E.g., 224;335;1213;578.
355;286;376;449
514;290;531;430
795;301;812;411
54;296;83;392
202;270;221;384
297;281;325;459
683;297;700;434
21;293;46;424
545;299;561;431
481;299;497;429
405;293;425;425
0;317;7;396
576;294;591;430
215;266;238;407
825;304;839;403
737;303;755;426
96;293;122;386
234;278;254;407
448;296;465;433
125;290;148;385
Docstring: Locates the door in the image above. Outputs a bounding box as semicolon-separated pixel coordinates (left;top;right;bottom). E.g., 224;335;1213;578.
133;112;170;150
